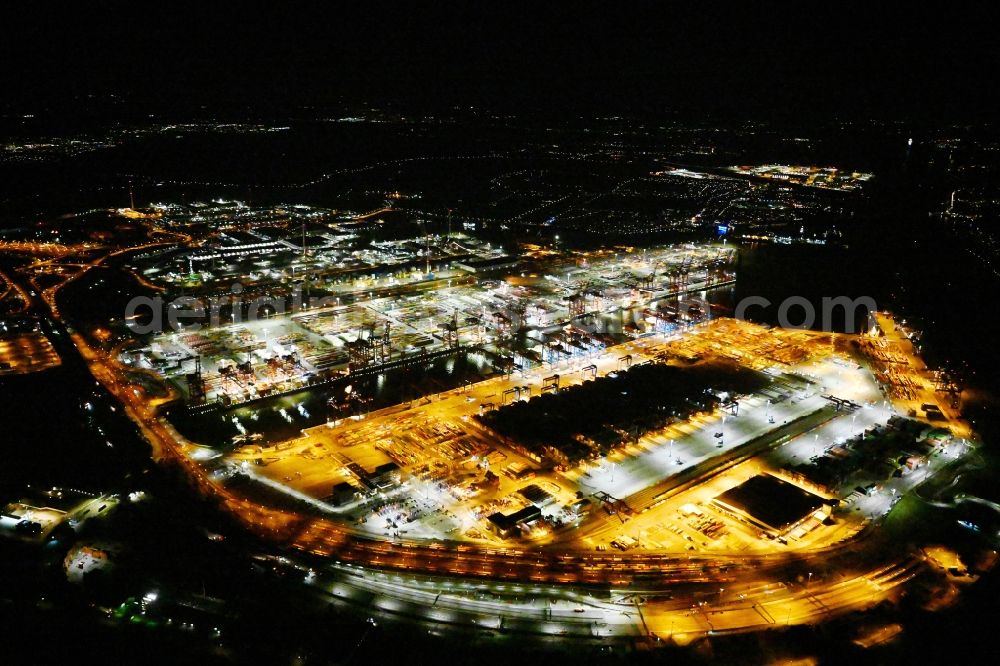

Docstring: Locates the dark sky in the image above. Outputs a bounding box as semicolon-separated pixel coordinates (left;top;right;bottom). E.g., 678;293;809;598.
3;3;997;119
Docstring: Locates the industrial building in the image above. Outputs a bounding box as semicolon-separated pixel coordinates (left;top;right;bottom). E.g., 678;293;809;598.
712;474;831;539
486;505;542;538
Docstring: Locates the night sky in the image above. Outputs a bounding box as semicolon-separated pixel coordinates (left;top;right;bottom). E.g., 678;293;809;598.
4;6;1000;665
3;4;997;119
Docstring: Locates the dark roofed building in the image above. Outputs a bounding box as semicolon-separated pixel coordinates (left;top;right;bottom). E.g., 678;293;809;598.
517;484;556;508
454;255;520;274
486;505;542;538
328;481;358;507
712;474;829;536
372;462;401;487
343;461;400;491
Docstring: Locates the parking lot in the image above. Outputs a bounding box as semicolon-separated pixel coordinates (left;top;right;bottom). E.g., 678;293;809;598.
209;317;927;554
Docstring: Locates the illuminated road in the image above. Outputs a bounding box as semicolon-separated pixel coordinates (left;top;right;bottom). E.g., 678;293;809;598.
62;306;939;643
19;233;971;641
282;553;921;642
72;313;916;578
0;267;32;315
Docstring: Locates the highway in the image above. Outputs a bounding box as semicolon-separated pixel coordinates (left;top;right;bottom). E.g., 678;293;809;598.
12;232;963;641
268;552;922;643
66;299;917;582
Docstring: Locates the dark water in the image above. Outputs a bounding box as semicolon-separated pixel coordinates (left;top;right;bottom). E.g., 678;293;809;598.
5;118;1000;663
166;278;745;450
162;239;888;451
728;241;881;333
167;350;494;449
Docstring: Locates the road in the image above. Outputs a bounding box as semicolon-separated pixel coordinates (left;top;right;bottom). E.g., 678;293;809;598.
71;312;914;589
15;232;969;641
